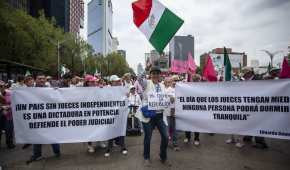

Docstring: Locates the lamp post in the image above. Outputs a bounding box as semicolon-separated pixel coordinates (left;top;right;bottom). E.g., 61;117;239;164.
107;59;110;76
288;46;290;59
57;41;60;79
48;39;68;80
261;50;283;68
81;52;87;76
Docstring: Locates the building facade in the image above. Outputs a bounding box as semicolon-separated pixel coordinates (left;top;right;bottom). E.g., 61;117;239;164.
68;0;84;35
250;59;260;68
112;37;119;52
200;48;247;75
29;0;84;35
88;0;113;55
169;35;195;62
117;50;126;60
145;50;170;72
5;0;30;13
137;63;144;76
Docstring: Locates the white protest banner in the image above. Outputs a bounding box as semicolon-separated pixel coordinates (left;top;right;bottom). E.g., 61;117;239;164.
11;87;128;144
148;92;171;110
175;80;290;140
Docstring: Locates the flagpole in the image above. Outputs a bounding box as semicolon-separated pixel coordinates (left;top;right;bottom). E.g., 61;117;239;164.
48;38;68;80
57;41;60;80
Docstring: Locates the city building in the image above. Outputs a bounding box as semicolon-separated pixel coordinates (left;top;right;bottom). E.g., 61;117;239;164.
149;50;160;66
250;59;260;68
112;37;119;52
69;0;84;35
88;0;113;55
0;59;45;82
29;0;84;35
137;63;144;76
253;66;268;75
145;50;170;72
200;48;247;75
169;35;195;62
5;0;30;13
145;52;151;70
79;0;84;29
159;53;170;72
117;50;126;60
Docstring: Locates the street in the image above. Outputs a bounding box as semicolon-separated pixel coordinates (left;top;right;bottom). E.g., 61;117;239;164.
1;132;290;170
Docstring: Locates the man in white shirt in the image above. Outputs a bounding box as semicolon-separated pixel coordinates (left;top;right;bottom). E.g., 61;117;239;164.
140;66;171;167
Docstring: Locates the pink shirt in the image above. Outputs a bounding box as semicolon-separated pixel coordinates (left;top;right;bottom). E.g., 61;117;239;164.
134;81;143;94
2;90;12;120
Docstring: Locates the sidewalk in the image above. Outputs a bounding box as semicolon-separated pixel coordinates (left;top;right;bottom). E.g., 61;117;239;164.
1;132;290;170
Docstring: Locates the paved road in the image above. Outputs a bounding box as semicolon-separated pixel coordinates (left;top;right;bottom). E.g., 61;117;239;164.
1;132;290;170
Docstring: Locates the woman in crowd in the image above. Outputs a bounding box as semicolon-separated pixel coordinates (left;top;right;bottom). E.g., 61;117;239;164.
128;85;142;131
84;75;107;153
164;76;180;151
184;74;201;146
0;80;15;149
134;76;145;100
123;73;133;89
104;75;128;157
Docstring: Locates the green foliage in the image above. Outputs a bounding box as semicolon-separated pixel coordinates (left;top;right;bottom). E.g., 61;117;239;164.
0;2;134;77
84;53;132;77
106;53;131;77
195;66;202;75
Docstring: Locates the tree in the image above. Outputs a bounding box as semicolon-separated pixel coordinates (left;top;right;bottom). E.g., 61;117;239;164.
195;66;202;75
82;52;134;77
105;53;132;77
0;1;135;78
0;2;96;77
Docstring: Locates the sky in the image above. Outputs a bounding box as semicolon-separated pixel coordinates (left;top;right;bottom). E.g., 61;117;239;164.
81;0;290;72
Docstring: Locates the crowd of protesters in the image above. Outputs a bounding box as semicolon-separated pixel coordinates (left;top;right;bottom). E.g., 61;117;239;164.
0;65;286;167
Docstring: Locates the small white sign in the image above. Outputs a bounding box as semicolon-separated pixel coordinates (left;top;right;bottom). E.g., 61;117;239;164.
148;92;171;110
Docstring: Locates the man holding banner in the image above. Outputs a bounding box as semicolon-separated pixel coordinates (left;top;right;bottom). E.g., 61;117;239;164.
184;74;202;146
241;67;268;149
11;73;129;164
175;79;290;142
27;73;61;164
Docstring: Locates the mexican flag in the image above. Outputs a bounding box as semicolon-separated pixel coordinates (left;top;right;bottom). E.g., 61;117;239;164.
224;47;232;81
25;70;31;77
132;0;184;53
61;65;70;77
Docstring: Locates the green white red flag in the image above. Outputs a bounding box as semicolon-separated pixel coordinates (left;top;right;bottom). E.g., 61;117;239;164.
132;0;184;53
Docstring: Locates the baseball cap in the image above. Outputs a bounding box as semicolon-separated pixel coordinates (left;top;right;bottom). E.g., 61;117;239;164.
110;75;121;82
149;66;161;74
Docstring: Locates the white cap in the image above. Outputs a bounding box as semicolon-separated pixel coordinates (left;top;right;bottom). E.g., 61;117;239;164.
110;75;121;82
